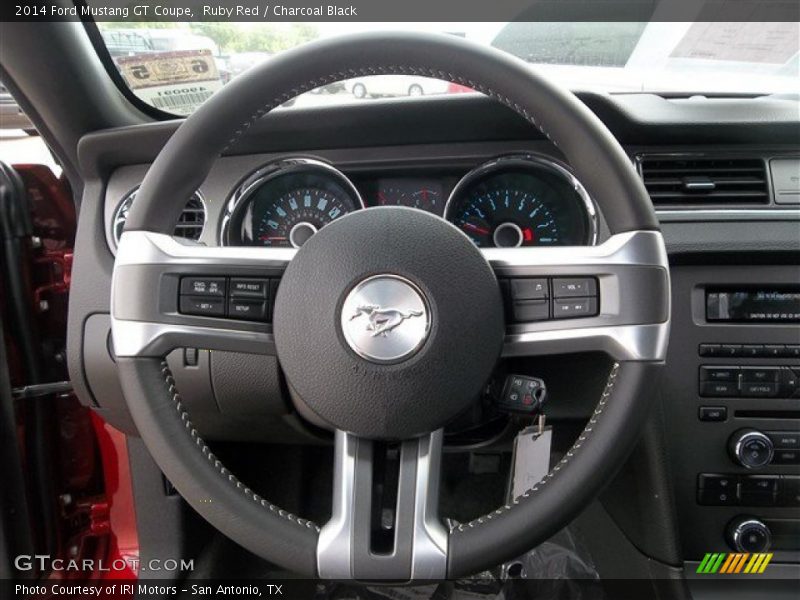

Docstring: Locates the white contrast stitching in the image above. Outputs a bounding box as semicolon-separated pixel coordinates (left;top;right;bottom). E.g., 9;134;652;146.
159;361;321;532
220;65;559;153
450;362;621;533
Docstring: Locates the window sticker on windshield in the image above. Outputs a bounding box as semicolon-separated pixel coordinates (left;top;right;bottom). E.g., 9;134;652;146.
670;22;799;64
115;49;223;115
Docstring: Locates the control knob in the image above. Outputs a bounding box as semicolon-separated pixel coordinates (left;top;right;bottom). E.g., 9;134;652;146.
727;516;771;553
729;429;774;469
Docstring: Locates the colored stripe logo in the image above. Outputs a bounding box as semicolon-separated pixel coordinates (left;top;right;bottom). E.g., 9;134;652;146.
697;553;772;574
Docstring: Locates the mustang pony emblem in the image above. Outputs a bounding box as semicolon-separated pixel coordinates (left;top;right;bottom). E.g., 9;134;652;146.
350;304;424;337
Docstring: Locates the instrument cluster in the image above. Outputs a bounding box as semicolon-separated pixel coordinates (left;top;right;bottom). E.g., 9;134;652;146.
221;154;597;249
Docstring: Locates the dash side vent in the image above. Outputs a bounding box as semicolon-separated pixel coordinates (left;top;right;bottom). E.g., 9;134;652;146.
639;156;770;206
112;189;205;249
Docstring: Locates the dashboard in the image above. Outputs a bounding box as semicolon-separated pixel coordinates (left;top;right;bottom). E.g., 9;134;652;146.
113;153;597;252
74;92;800;581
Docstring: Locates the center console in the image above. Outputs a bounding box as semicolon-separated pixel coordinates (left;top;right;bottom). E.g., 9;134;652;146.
662;266;800;563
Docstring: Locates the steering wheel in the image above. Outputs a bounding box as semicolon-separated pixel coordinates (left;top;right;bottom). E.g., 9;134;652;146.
111;32;670;579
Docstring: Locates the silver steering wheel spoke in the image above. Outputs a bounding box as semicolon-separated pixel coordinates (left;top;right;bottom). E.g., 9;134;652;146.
317;429;447;580
111;229;670;363
490;230;671;362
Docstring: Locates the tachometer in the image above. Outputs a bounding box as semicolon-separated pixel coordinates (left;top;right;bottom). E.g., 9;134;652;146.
222;159;363;248
255;188;352;247
444;156;596;248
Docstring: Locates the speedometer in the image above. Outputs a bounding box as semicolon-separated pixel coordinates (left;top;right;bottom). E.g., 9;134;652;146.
444;156;596;248
222;159;363;248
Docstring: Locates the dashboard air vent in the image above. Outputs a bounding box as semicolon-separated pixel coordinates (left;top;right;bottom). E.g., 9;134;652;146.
112;189;205;249
639;156;769;205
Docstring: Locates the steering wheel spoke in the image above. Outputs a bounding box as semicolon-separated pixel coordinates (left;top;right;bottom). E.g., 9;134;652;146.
111;230;295;357
488;230;671;361
318;430;447;580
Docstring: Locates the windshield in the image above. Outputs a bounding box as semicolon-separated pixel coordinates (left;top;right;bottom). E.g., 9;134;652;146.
95;21;800;116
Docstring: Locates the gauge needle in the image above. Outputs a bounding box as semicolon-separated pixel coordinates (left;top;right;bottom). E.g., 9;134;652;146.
462;222;490;235
260;235;288;241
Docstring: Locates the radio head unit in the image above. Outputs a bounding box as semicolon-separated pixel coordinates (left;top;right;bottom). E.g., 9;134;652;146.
706;288;800;323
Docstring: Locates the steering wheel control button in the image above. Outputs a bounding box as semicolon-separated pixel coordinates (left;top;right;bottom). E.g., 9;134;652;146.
178;275;279;322
552;277;597;298
553;296;598;319
340;275;430;364
513;299;549;322
730;429;774;469
509;278;549;322
502;276;599;323
180;276;226;296
511;278;548;300
179;296;225;317
698;406;727;422
228;299;267;321
229;278;269;299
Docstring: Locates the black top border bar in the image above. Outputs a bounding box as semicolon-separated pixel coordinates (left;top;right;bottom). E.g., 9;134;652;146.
4;0;800;22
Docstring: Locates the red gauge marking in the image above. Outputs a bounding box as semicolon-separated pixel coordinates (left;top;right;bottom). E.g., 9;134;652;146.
523;228;534;242
377;191;388;205
462;222;491;236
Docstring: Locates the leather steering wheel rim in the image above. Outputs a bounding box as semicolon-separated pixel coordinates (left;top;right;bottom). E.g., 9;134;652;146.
113;32;668;578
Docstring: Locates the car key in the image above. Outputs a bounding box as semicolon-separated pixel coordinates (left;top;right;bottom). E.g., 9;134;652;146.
496;374;547;416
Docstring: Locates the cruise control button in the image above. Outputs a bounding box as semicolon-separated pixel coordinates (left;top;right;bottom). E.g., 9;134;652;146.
552;296;597;319
229;278;269;299
552;277;597;298
228;299;267;321
179;296;225;317
510;279;548;300
180;277;226;297
700;381;738;397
